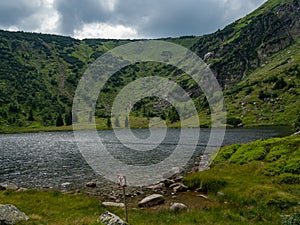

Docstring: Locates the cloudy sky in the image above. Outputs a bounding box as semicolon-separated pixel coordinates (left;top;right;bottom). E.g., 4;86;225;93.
0;0;267;39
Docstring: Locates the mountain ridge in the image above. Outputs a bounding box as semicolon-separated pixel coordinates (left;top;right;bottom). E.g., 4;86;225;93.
0;0;299;132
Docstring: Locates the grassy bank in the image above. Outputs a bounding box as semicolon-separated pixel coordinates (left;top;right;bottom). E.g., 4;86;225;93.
1;136;299;224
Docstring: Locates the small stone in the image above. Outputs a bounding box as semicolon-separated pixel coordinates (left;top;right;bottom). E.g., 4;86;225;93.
197;194;208;199
170;183;188;192
173;176;184;182
138;194;165;208
194;161;200;167
144;183;165;191
86;182;97;188
102;202;125;208
161;179;175;187
217;192;225;196
135;191;144;196
109;195;117;201
16;188;28;192
61;182;71;188
170;203;187;212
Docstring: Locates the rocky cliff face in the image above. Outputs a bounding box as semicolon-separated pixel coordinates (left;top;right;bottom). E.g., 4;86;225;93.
191;0;300;89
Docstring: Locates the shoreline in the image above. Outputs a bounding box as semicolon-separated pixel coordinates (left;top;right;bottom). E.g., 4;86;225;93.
0;124;294;135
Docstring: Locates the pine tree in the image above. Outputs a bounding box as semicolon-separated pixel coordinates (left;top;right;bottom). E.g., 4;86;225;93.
106;117;111;128
28;109;34;121
65;110;72;126
125;116;129;128
56;114;64;127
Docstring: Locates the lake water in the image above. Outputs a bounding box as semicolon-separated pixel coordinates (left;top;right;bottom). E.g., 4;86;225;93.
0;127;290;190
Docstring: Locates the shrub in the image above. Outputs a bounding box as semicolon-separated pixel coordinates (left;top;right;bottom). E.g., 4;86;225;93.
265;147;289;162
229;145;267;164
212;144;241;165
226;117;242;127
276;173;300;184
274;77;287;90
283;158;300;174
265;192;298;210
183;173;227;193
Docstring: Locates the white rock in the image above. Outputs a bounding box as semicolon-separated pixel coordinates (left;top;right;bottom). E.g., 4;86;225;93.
170;203;187;212
169;183;188;192
98;211;127;225
102;202;125;208
61;182;71;187
138;194;165;208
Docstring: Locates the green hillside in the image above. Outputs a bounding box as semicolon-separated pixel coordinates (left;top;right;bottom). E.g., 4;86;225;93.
0;0;299;133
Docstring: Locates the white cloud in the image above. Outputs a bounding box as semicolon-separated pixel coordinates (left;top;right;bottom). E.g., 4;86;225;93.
73;23;140;40
0;0;60;35
23;0;60;34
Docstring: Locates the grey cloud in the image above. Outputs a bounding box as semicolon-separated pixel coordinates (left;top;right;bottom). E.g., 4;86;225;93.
0;0;267;38
113;0;267;37
53;0;266;38
117;0;226;37
0;0;41;27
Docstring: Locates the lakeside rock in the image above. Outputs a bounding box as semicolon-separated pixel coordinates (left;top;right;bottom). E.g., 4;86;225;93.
98;211;127;225
102;202;125;208
0;204;29;225
144;183;165;192
138;194;165;208
169;183;188;192
0;183;18;191
61;182;71;188
161;179;175;187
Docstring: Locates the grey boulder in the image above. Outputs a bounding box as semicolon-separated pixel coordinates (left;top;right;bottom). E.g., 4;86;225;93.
0;204;29;225
138;194;165;208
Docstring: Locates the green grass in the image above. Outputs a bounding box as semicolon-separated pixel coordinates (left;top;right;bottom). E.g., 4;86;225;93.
0;190;104;225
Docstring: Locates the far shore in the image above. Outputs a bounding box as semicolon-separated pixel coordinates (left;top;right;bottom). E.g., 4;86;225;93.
0;123;294;135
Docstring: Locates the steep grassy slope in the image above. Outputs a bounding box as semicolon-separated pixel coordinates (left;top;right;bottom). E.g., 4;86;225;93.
224;37;300;127
0;0;299;132
191;0;300;88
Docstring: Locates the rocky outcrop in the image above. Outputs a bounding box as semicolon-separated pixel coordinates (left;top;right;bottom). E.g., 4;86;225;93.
0;204;29;225
191;0;300;89
98;211;127;225
138;194;165;208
